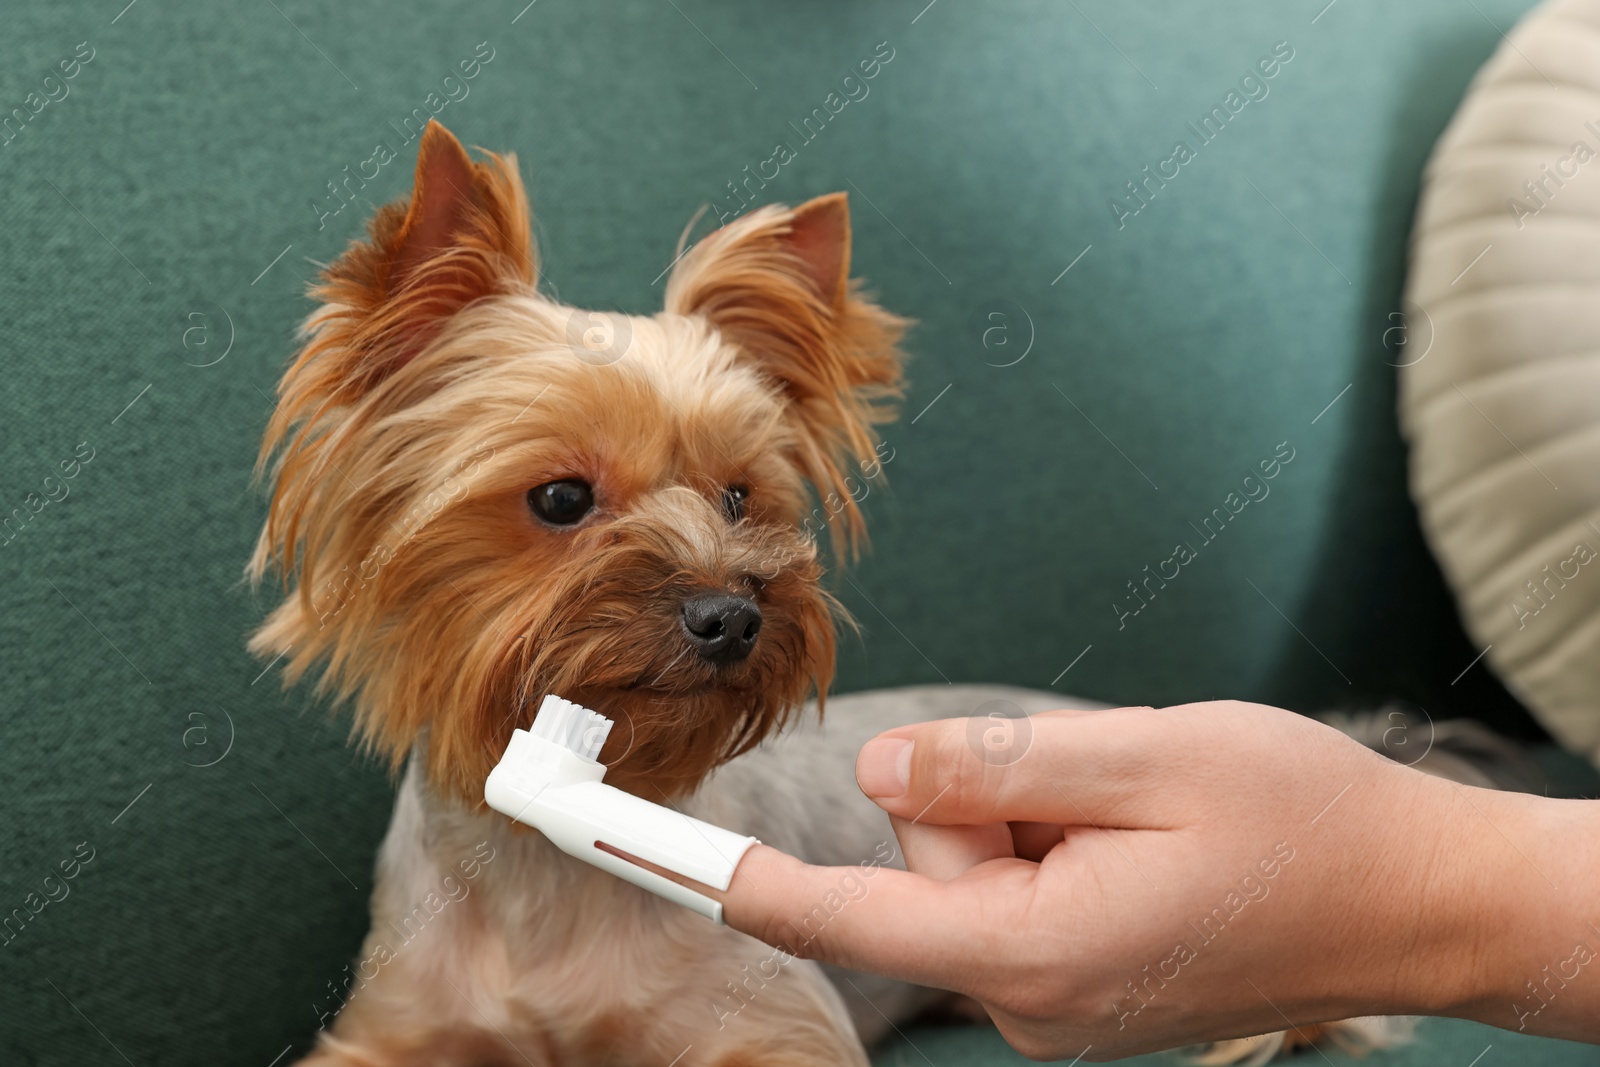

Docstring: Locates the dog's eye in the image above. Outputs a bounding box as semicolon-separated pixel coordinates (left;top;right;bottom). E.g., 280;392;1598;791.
722;485;749;522
528;479;594;526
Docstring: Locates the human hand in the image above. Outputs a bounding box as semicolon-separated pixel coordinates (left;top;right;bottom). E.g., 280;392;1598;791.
715;702;1599;1059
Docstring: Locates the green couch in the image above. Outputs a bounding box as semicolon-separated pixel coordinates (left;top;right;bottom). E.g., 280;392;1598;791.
2;1;1595;1063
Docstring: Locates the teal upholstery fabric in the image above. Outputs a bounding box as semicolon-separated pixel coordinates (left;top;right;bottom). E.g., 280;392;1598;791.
877;1018;1599;1067
2;1;1594;1064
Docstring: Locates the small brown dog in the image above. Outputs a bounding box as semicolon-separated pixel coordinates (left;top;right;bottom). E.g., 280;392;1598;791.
251;118;923;1065
251;121;1414;1065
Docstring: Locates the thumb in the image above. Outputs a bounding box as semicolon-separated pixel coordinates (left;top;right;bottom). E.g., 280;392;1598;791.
853;708;1161;827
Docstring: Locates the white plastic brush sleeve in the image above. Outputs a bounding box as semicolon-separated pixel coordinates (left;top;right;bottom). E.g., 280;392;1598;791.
484;726;759;923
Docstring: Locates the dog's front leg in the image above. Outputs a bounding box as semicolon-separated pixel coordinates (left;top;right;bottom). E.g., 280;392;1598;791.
292;946;554;1067
643;936;871;1067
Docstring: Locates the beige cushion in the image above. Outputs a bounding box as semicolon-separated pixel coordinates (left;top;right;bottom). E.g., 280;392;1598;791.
1401;0;1600;764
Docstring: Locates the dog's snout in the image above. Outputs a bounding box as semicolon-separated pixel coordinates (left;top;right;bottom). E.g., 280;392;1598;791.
681;593;762;664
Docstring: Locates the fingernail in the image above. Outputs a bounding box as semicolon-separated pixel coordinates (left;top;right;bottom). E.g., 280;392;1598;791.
858;737;913;799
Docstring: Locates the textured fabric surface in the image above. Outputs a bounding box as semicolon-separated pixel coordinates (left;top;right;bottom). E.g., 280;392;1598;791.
1402;0;1600;765
876;1017;1599;1067
2;1;1595;1064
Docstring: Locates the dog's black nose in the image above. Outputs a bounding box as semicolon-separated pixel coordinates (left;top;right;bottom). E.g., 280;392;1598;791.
681;593;762;664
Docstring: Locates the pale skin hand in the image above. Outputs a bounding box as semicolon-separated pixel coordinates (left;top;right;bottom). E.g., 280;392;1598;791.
705;702;1600;1060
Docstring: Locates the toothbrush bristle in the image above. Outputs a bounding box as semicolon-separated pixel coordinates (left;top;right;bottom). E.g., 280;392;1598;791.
530;694;613;762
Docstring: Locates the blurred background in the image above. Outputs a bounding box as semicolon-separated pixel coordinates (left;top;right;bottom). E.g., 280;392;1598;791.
2;1;1594;1064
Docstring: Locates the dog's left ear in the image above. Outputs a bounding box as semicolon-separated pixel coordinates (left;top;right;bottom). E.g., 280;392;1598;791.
664;193;907;553
254;121;536;594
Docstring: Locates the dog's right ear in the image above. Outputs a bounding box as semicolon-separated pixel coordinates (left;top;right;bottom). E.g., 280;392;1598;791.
289;120;535;405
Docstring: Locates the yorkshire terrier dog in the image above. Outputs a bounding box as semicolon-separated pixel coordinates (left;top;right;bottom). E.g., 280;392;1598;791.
250;117;941;1066
251;121;1463;1065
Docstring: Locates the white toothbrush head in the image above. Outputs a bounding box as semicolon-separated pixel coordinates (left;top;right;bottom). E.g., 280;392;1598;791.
528;694;613;763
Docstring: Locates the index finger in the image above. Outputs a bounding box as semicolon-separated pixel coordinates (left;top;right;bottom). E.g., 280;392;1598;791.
719;843;1033;991
632;840;1024;990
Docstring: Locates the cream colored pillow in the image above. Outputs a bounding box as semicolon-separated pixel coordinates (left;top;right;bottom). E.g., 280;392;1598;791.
1401;0;1600;764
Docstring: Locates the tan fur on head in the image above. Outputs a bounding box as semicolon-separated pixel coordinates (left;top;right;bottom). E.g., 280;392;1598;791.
665;192;905;557
247;120;906;804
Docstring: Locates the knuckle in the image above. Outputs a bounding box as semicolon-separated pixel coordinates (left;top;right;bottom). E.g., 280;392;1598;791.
924;723;999;819
983;944;1081;1025
994;1020;1064;1062
740;894;814;960
992;983;1061;1025
754;915;814;961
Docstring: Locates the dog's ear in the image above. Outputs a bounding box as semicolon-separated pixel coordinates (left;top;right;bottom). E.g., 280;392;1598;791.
295;119;535;403
664;193;907;554
254;121;534;589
